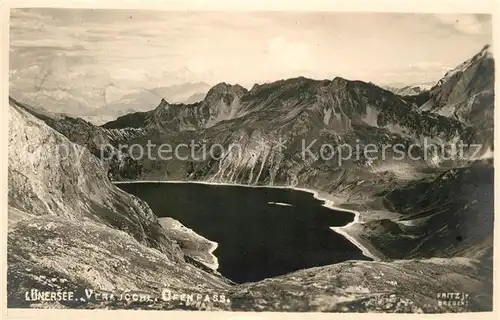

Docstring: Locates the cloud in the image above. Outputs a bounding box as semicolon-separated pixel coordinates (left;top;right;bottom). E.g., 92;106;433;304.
434;14;491;35
9;9;493;115
267;37;311;71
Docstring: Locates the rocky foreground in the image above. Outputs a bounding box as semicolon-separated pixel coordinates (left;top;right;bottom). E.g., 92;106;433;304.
8;104;229;309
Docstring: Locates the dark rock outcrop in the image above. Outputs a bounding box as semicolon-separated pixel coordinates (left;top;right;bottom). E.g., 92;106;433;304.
8;103;230;308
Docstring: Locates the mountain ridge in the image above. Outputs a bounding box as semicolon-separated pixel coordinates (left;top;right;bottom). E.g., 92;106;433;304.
102;75;483;146
420;44;494;131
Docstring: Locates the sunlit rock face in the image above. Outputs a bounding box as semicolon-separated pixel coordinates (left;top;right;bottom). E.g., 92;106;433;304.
104;83;248;132
8;102;231;309
421;45;494;133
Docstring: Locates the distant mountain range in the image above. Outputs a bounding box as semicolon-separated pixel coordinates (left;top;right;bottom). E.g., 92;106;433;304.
383;84;433;96
81;81;212;125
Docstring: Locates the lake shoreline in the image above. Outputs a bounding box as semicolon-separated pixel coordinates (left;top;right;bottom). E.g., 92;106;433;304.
114;180;381;263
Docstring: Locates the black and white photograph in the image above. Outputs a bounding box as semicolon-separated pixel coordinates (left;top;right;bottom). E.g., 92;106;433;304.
5;3;495;314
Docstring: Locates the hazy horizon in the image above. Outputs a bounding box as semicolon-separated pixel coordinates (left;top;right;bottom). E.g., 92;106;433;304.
9;8;492;112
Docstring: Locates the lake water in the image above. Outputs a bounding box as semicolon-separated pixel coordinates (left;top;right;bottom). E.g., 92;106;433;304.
118;182;371;283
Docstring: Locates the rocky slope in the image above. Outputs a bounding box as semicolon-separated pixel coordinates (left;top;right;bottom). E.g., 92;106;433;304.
230;257;492;312
420;45;494;134
8;213;230;309
9;96;149;180
8;102;231;309
104;83;248;132
350;162;493;261
8;103;161;246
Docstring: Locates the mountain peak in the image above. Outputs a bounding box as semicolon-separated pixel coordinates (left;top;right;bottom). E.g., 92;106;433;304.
435;44;493;88
158;97;170;109
421;43;494;129
206;82;247;96
481;44;491;51
331;76;351;86
479;44;493;59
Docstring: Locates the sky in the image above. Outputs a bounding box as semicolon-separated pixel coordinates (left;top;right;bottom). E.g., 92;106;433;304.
9;8;492;113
